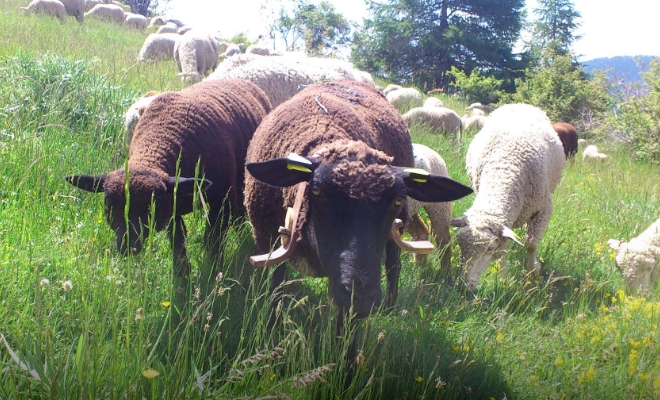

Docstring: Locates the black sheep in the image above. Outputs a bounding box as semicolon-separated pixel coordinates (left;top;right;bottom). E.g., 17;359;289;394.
66;78;272;306
244;80;472;372
552;122;579;158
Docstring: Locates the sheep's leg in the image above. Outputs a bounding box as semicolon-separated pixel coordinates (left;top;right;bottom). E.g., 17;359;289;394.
525;207;552;280
427;204;453;271
383;240;401;311
406;213;430;265
169;216;190;323
498;238;509;279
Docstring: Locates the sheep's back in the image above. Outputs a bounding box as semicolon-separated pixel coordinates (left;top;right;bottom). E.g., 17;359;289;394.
131;79;272;208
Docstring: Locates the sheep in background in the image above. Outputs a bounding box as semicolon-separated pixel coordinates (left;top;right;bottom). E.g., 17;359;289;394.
424;97;444;108
406;143;455;268
608;218;660;295
84;0;101;12
583;144;608;160
125;12;147;29
110;0;130;12
385;87;423;111
461;114;487;132
84;3;124;23
166;18;184;27
174;31;221;84
466;102;495;115
59;0;84;22
156;22;178;34
137;33;179;62
177;25;192;35
21;0;67;22
552;122;579;158
65;79;272;314
382;84;402;95
246;44;270;55
401;107;463;141
148;15;166;27
451;104;565;292
207;53;375;108
222;43;241;57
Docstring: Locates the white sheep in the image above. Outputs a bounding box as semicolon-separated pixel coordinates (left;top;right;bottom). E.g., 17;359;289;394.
110;0;130;12
166;18;184;27
424;97;444;108
21;0;67;22
148;15;166;27
174;30;221;84
406;143;454;268
466;102;495;115
156;22;178;34
450;103;565;292
137;33;178;62
385;87;423;111
382;84;402;95
461;114;488;132
124;12;147;29
124;90;162;145
59;0;84;22
84;0;101;12
401;106;463;141
84;3;124;23
582;144;608;160
206;53;374;108
177;26;192;35
246;44;270;55
222;44;241;57
608;218;660;294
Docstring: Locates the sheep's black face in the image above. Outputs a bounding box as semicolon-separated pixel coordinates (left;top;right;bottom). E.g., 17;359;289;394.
103;169;172;256
307;163;406;318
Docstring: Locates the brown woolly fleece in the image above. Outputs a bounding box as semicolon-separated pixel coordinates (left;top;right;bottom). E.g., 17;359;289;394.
552;122;578;158
128;78;272;219
244;80;414;277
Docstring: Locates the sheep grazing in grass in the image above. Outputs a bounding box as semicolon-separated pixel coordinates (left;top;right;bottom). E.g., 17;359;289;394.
244;80;472;371
174;31;221;84
156;22;177;34
246;44;270;55
608;218;660;295
124;90;162;145
137;33;179;63
466;102;495;115
84;0;100;12
424;97;444;108
148;15;167;27
58;0;84;22
382;84;402;95
125;12;147;29
583;144;608;160
406;144;455;268
401;106;463;141
222;43;241;57
84;3;124;23
65;79;272;311
461;114;487;132
450;104;565;292
207;53;375;108
21;0;67;22
552;122;579;158
385;87;423;111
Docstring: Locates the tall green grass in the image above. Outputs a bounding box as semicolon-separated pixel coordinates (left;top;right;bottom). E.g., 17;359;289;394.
1;1;660;398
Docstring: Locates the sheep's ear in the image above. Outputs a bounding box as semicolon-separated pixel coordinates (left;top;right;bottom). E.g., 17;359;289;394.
65;174;106;193
450;216;467;228
401;168;473;202
607;239;623;251
167;177;212;197
501;226;523;246
246;153;319;188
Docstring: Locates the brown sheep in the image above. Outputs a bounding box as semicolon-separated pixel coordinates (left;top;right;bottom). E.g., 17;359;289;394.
244;80;472;372
65;79;272;309
552;122;579;158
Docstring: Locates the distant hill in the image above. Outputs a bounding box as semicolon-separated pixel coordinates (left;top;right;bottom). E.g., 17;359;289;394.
582;55;657;84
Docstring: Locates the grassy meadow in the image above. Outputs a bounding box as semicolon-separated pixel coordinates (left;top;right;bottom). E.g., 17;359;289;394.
1;1;660;398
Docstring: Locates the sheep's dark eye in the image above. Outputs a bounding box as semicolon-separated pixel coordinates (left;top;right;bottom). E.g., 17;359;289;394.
393;196;404;206
311;186;321;196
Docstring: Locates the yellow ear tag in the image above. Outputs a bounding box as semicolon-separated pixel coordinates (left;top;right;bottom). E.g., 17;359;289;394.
404;168;430;183
287;162;312;173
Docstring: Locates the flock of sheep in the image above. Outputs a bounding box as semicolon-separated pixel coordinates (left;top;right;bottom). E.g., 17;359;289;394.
22;0;659;363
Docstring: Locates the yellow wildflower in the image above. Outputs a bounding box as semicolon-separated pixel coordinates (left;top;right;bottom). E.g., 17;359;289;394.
161;301;171;309
142;368;160;380
530;375;539;382
416;376;424;383
495;331;505;343
555;357;564;366
653;376;660;395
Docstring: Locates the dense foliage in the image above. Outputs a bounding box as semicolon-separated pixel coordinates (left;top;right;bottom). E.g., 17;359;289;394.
351;0;527;91
447;66;504;104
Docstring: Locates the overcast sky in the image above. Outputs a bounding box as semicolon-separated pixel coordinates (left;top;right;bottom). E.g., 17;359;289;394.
162;0;660;61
